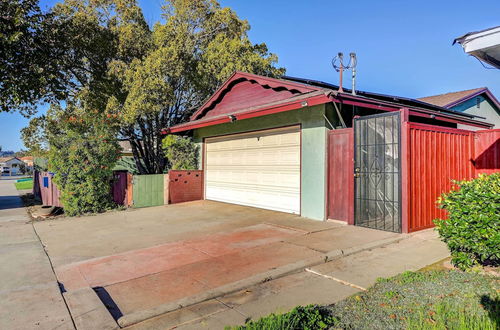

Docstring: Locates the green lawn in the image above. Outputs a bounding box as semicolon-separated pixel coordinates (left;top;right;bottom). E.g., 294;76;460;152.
228;270;499;330
14;179;33;190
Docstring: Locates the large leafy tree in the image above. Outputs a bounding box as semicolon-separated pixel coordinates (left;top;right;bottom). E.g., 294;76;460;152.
112;0;285;173
22;0;284;175
20;0;147;214
0;0;60;115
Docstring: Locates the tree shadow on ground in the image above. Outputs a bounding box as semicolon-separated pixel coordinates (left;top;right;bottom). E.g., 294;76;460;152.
0;195;23;210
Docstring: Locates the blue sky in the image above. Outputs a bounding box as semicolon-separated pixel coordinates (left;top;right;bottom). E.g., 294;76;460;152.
1;0;499;151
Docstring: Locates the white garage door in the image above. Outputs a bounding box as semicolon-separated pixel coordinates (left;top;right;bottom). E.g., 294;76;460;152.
205;126;301;214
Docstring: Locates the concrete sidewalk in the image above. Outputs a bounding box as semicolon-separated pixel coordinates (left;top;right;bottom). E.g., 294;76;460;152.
126;229;450;329
0;178;74;329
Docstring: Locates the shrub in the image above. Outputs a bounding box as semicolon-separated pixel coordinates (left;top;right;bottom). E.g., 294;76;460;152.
48;105;121;216
434;173;500;270
162;135;198;170
227;305;336;330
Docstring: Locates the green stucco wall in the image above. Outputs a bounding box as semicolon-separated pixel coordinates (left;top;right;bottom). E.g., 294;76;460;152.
193;104;329;220
452;95;500;129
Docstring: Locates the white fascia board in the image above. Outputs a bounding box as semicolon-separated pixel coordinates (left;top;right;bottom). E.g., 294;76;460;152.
459;27;500;53
455;26;500;68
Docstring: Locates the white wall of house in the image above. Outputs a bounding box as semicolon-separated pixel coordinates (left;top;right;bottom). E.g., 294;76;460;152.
0;158;26;176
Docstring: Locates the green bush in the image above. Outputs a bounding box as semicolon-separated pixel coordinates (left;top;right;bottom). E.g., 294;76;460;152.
434;173;500;270
162;135;198;170
227;305;336;330
48;105;121;216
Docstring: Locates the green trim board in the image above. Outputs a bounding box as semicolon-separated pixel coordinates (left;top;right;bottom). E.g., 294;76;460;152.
193;104;334;221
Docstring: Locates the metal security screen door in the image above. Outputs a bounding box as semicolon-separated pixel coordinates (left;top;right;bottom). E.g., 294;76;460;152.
354;112;401;233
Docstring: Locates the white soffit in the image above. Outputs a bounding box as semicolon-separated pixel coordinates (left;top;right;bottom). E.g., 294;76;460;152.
454;26;500;69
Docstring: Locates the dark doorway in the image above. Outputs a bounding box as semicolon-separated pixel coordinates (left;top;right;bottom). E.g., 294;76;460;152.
354;112;401;233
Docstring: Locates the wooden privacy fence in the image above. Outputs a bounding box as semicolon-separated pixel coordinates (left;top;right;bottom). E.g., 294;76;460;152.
407;124;500;232
131;174;165;208
131;171;204;207
33;171;62;207
33;169;204;210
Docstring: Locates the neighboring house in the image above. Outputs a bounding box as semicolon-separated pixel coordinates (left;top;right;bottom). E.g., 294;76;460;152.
162;71;497;234
113;140;140;174
418;87;500;128
118;140;134;156
19;156;34;173
0;157;25;176
453;26;500;68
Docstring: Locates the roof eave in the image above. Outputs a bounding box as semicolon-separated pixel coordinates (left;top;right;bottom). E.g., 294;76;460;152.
444;88;500;110
334;93;492;129
163;93;331;134
163;90;492;135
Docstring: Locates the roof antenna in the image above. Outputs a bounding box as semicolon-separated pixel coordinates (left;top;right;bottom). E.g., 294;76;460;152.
332;52;357;95
349;52;357;95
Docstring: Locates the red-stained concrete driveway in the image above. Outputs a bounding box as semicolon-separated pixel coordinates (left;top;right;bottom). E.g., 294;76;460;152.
34;200;400;327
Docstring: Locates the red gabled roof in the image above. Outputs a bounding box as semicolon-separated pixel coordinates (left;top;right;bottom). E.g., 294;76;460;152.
190;71;320;121
418;87;500;109
167;90;331;133
163;71;493;134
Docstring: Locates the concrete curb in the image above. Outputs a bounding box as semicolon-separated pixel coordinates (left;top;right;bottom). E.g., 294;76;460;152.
64;287;119;330
117;234;406;328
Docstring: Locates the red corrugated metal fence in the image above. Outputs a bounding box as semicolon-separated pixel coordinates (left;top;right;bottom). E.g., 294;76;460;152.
474;129;500;175
407;124;499;232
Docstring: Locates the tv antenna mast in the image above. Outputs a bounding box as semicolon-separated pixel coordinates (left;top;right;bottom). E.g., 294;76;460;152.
331;52;357;95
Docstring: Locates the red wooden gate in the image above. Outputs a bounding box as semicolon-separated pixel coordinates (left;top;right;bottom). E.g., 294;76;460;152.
112;171;129;206
327;128;354;224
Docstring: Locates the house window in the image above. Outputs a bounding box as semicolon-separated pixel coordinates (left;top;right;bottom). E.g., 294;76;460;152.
476;97;480;108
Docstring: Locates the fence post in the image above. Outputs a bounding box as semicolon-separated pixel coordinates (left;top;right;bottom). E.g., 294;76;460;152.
164;173;170;205
400;108;410;234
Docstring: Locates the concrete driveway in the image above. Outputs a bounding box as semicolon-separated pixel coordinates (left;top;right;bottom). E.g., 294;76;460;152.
34;200;402;328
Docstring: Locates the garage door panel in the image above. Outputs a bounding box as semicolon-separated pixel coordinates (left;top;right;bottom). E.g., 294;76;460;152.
207;147;299;166
205;126;300;214
206;170;299;188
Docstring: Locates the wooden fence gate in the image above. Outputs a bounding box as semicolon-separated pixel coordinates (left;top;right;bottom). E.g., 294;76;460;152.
132;174;164;208
327;128;353;223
